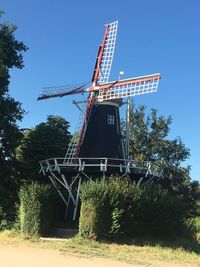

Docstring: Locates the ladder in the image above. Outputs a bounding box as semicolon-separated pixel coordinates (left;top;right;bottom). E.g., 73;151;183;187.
64;102;87;164
74;96;94;158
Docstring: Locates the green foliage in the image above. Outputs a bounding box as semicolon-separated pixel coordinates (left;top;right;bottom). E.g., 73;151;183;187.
0;21;28;94
193;217;200;232
16;115;71;181
162;166;200;218
125;103;190;164
0;15;27;224
79;178;138;239
19;182;54;236
130;184;185;236
79;178;188;240
0;205;7;230
79;181;112;238
123;102;200;218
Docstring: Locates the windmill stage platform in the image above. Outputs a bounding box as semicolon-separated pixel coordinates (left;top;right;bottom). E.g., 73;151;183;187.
39;157;163;221
39;157;162;179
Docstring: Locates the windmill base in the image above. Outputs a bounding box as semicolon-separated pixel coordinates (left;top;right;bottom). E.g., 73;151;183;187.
39;157;163;221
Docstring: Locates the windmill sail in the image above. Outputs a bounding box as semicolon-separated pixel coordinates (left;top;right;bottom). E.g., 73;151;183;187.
96;73;160;101
37;82;91;100
92;21;118;85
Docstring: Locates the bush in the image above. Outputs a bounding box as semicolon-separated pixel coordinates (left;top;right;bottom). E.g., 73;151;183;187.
0;205;7;230
79;178;139;239
193;217;200;232
79;177;188;240
79;181;112;238
129;184;186;237
0;179;20;226
19;182;54;236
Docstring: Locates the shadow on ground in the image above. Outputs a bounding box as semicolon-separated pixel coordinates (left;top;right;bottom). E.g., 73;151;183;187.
104;234;200;254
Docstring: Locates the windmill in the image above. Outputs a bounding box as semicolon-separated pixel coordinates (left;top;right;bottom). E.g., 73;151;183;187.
38;21;162;220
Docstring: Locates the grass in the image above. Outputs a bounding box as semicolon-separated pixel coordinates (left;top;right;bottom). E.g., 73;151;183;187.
0;230;200;266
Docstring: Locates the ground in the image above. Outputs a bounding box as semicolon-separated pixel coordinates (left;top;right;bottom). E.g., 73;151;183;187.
0;244;196;267
0;232;199;267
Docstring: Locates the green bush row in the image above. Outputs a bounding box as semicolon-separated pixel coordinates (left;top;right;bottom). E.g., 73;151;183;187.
79;178;188;239
19;182;54;236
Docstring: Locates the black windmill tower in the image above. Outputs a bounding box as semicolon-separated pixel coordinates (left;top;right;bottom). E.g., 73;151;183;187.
38;21;162;220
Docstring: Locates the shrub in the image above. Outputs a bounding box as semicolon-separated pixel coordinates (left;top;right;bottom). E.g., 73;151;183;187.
193;217;200;232
79;178;140;239
0;181;19;227
0;205;7;230
19;182;54;236
129;184;186;237
79;177;188;240
79;181;112;238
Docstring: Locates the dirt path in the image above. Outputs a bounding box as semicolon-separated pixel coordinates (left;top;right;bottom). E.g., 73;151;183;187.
0;244;195;267
0;245;140;267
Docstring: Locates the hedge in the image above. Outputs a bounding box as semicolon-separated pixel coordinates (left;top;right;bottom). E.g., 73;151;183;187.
19;182;54;236
79;181;112;238
79;177;187;239
0;205;7;230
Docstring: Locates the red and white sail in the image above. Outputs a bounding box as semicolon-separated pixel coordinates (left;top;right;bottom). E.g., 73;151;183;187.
92;21;118;85
95;73;160;102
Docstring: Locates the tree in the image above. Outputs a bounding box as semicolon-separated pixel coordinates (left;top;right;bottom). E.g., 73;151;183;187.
126;102;200;217
17;115;71;181
0;14;28;223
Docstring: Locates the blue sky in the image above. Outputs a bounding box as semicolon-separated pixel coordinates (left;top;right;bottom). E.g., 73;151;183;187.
1;0;200;181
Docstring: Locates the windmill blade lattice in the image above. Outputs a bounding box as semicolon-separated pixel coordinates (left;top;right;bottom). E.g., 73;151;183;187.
97;74;160;102
38;82;91;100
97;21;118;85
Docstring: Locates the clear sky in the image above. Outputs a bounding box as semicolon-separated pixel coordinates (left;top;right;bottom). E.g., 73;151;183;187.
1;0;200;181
